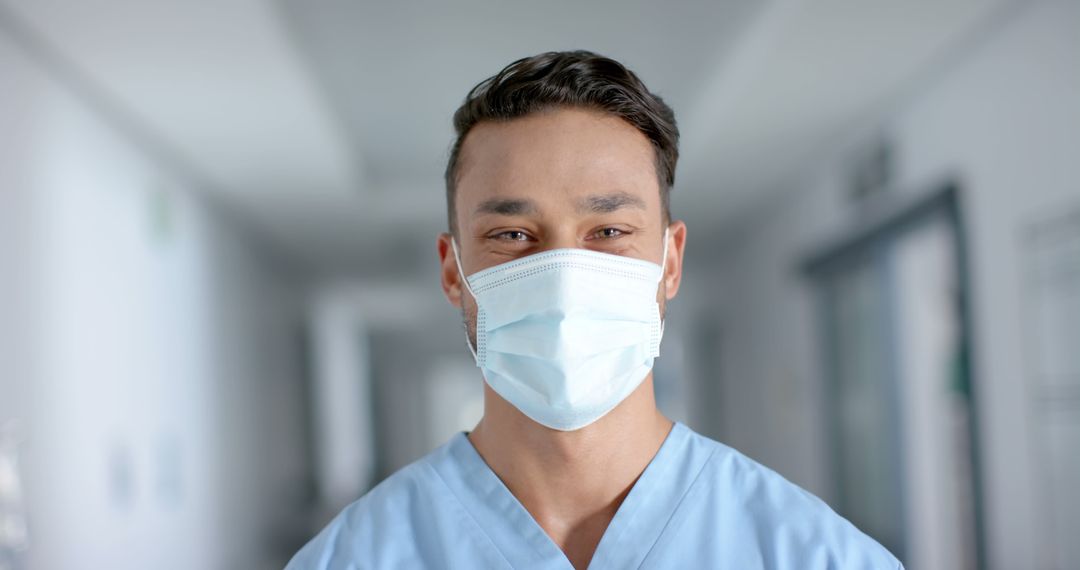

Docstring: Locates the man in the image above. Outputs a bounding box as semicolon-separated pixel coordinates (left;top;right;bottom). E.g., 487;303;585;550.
287;50;901;569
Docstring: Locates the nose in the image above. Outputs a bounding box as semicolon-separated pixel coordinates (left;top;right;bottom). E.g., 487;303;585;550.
540;226;584;252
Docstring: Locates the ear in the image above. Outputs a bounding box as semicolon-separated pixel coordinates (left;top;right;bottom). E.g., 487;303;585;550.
437;232;465;308
663;221;687;300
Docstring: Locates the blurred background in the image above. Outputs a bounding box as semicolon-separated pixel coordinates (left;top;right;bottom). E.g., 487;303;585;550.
1;0;1078;568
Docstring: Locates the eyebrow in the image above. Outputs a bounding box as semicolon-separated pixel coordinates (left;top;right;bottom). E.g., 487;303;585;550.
577;192;647;214
474;198;539;216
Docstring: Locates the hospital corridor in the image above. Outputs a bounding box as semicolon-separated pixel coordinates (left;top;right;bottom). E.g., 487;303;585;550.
1;0;1078;568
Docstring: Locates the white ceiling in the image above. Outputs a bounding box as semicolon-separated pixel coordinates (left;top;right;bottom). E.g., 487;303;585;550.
3;0;1013;275
277;0;762;188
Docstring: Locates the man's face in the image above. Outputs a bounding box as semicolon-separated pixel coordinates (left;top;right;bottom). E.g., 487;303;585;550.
437;107;687;343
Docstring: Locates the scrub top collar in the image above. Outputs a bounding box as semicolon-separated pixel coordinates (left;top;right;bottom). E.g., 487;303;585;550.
429;421;714;569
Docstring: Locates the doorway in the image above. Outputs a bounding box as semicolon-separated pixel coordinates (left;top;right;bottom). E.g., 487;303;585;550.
804;183;983;570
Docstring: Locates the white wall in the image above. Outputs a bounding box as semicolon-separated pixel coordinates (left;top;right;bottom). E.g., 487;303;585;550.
0;19;308;570
706;1;1080;568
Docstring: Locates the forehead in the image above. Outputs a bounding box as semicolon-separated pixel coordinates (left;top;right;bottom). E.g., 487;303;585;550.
454;108;660;220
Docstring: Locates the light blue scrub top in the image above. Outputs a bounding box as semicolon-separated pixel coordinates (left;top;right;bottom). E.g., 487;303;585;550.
287;422;901;569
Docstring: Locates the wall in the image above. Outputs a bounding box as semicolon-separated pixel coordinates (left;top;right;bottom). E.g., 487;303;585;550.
0;19;309;570
705;1;1080;568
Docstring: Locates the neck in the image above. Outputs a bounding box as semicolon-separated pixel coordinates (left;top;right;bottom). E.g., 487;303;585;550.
467;374;673;568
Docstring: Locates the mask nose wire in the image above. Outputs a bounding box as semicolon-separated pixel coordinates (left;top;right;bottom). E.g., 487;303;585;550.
450;237;480;361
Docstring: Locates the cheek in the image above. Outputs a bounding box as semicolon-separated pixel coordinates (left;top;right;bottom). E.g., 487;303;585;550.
461;293;478;324
461;297;479;348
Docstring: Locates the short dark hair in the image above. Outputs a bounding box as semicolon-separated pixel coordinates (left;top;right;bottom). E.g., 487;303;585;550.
444;50;680;234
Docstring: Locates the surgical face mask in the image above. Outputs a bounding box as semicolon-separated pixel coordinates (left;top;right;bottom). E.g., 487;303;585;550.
452;231;668;431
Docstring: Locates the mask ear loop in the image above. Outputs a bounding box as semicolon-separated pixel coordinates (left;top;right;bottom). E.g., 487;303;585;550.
450;237;480;362
660;227;670;277
658;227;670;344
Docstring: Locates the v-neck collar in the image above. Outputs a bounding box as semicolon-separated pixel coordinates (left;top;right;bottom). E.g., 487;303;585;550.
428;422;710;569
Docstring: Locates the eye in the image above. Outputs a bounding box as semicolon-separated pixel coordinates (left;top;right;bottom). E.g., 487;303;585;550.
591;227;626;239
490;230;532;242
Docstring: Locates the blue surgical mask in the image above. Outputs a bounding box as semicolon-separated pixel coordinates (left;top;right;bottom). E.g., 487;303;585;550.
452;231;668;431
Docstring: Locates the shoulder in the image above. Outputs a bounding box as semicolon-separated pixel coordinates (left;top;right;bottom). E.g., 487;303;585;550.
284;455;440;570
683;429;902;569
